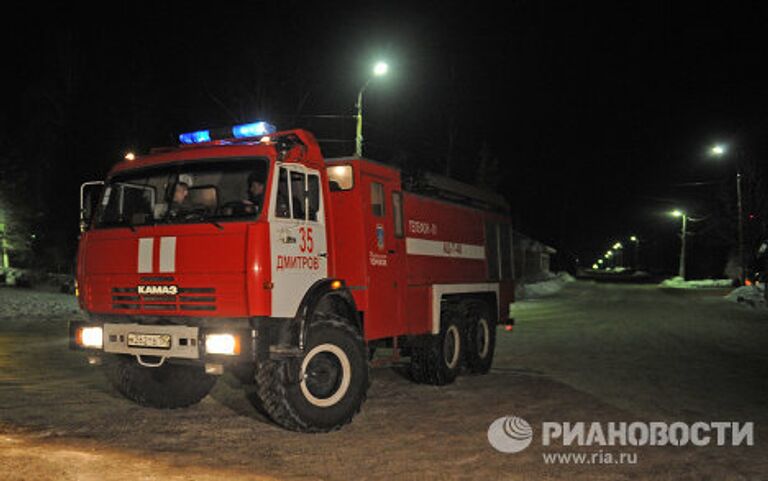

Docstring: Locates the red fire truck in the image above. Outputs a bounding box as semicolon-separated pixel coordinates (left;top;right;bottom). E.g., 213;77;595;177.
71;122;515;432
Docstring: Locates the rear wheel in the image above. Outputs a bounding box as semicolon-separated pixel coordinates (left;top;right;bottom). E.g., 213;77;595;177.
464;301;496;374
252;316;369;432
409;315;463;385
104;355;217;409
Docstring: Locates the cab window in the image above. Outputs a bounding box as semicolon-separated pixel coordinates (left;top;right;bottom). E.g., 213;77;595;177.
371;182;385;217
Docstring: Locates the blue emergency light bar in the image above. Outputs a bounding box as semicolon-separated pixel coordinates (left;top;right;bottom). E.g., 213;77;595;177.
179;130;211;144
178;121;277;145
232;121;276;139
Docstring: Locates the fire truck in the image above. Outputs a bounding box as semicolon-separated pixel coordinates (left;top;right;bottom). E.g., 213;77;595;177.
70;122;515;432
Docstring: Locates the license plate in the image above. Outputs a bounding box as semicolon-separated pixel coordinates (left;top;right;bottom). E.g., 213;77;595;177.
127;333;172;349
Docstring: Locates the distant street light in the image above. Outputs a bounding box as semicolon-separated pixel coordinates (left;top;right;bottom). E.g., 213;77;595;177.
671;210;688;279
355;61;389;157
711;144;726;156
710;143;744;284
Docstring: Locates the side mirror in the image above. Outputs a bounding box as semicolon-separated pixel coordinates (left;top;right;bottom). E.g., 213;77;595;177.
80;181;104;232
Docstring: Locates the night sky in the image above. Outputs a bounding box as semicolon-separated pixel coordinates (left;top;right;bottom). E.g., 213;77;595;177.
3;2;768;276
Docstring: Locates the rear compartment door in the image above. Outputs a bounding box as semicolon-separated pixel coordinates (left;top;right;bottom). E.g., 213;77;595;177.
361;172;406;339
269;164;328;317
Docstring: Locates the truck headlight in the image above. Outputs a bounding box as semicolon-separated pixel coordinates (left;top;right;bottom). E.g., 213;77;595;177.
205;333;241;356
77;326;103;349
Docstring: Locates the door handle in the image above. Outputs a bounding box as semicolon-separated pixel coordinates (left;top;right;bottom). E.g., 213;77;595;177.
318;252;328;258
388;249;396;254
282;235;296;244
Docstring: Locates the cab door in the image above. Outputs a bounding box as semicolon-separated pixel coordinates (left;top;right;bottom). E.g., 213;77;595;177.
269;164;328;318
362;173;406;339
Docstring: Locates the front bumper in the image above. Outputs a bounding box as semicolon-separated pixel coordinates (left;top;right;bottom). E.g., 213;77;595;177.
69;320;253;366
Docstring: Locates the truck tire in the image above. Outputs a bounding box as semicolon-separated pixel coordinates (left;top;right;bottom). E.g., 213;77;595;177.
409;316;463;385
252;316;369;432
464;301;496;374
105;355;217;409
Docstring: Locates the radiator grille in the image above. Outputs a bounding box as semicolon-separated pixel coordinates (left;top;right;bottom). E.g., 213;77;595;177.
111;285;217;311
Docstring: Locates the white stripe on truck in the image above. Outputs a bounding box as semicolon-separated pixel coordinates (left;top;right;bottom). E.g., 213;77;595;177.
138;238;154;273
405;237;485;260
159;237;177;273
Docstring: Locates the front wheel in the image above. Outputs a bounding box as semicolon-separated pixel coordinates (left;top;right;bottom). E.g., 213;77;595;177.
104;355;217;409
252;318;369;432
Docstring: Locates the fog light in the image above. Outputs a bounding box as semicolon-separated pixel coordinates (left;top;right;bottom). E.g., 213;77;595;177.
205;334;240;356
77;326;103;349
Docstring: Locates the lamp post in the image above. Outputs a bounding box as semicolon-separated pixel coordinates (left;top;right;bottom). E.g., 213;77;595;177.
355;61;389;157
629;235;640;270
0;208;8;271
612;242;624;268
710;143;745;285
671;210;688;279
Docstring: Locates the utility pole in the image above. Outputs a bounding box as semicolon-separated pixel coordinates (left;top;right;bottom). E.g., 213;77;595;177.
736;170;745;285
0;222;9;270
678;213;688;279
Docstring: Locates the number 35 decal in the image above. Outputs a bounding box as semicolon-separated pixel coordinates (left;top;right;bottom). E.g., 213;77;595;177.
299;227;314;253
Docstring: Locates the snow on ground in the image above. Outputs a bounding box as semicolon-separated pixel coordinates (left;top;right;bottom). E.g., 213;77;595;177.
659;276;734;288
516;272;575;300
0;287;80;318
726;285;766;308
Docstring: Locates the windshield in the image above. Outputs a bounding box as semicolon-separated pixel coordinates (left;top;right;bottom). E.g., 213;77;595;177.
94;158;269;228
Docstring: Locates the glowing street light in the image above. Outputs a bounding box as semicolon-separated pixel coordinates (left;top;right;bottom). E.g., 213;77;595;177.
373;61;389;77
355;61;389;157
711;144;726;156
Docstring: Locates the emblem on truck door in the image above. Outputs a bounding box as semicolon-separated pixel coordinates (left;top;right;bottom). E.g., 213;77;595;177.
376;224;385;251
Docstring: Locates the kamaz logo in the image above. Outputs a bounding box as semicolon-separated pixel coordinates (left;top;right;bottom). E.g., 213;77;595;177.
137;285;178;296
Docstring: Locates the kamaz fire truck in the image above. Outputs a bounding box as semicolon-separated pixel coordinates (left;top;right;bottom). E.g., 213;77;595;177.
70;122;515;432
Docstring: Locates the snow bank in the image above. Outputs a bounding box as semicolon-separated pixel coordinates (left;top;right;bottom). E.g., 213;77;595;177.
0;287;80;318
659;277;733;289
516;272;575;300
726;285;766;308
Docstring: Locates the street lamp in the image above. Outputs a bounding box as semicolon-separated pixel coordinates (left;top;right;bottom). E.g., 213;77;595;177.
629;235;640;269
0;220;8;271
355;61;389;157
671;210;688;279
612;242;624;268
710;143;745;284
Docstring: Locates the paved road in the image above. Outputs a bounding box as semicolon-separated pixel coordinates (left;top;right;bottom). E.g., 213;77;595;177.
0;282;766;480
506;282;768;422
